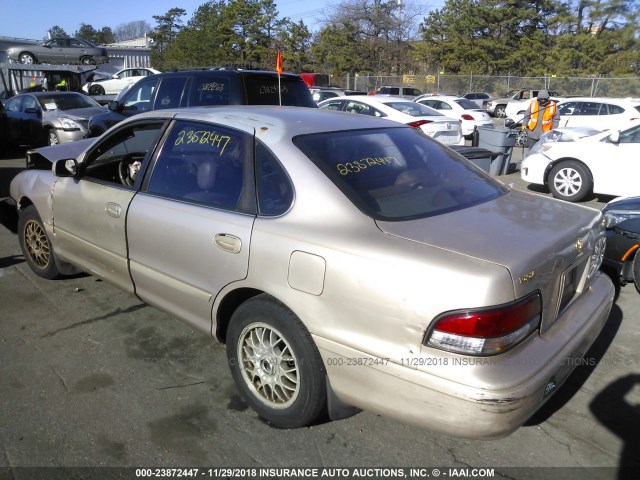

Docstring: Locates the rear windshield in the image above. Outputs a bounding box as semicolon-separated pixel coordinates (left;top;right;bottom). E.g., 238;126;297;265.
384;101;443;117
38;93;101;110
455;99;482;110
294;127;507;221
244;76;317;108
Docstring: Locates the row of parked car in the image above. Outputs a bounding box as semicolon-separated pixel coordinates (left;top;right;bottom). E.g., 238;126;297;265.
4;63;639;439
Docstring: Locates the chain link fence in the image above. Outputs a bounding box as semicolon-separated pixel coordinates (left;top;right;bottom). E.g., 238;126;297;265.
334;73;640;98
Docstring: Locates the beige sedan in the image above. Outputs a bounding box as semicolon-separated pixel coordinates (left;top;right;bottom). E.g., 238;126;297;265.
9;106;615;439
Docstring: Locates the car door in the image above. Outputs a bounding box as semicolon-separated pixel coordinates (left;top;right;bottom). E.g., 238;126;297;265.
127;118;257;332
51;119;168;292
21;94;44;143
3;96;26;142
42;38;66;63
591;124;640;197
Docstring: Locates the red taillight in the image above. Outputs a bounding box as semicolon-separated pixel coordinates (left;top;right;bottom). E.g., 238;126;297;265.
408;120;432;128
461;114;475;120
425;293;542;355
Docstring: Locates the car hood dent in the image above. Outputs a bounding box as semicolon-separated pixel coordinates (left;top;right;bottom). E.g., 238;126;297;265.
27;139;93;168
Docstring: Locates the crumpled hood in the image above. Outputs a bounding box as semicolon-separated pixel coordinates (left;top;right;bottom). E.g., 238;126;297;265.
27;138;94;169
46;106;106;121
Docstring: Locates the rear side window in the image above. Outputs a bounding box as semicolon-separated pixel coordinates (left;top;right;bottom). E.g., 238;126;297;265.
602;104;624;115
190;76;231;106
244;76;316;107
256;143;293;216
294;127;506;221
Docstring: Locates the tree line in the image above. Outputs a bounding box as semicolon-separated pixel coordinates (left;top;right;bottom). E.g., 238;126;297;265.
47;0;639;77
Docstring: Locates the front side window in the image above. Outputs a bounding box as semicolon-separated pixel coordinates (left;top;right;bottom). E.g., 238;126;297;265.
83;121;165;187
294;127;506;221
618;124;640;144
147;120;251;212
318;100;345;111
345;101;382;117
153;77;188;110
122;78;160;111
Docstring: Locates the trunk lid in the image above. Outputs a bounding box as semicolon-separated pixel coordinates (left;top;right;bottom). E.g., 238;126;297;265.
376;189;604;332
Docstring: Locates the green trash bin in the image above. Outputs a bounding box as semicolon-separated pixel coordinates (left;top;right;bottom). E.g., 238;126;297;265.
476;126;517;175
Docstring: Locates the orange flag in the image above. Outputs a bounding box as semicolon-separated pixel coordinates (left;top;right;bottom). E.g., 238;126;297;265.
276;51;283;75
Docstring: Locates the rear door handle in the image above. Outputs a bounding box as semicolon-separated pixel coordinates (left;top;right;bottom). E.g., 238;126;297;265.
214;234;241;254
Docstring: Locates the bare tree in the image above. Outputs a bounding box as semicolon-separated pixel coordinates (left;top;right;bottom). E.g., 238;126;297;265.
114;20;153;42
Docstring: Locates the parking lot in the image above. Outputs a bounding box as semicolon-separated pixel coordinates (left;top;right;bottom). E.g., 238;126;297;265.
0;145;639;480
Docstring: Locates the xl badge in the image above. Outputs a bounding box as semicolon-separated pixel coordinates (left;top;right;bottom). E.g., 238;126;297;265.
576;238;584;254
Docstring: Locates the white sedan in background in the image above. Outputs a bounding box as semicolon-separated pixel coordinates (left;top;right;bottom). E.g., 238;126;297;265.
521;121;640;202
82;67;161;96
415;95;493;138
318;96;464;146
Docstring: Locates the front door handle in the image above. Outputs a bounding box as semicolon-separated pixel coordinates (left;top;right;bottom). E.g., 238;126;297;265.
214;234;241;254
105;202;121;218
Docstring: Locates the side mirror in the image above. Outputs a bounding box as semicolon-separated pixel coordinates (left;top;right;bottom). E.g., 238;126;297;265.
52;159;79;177
609;131;620;144
112;74;120;79
108;100;122;112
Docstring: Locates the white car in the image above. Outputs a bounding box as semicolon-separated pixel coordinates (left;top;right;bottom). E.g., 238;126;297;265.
318;96;464;146
82;67;161;96
508;96;640;130
415;95;493;138
521;121;640;202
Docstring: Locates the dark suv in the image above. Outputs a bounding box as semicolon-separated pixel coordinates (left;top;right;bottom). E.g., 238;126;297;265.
88;68;316;137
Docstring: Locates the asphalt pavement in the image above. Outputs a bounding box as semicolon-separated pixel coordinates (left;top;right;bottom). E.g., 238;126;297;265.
0;146;639;480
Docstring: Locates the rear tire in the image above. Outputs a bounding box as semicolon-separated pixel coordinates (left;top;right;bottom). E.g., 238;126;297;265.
18;206;61;279
226;294;327;428
81;56;96;65
548;160;592;202
19;52;36;64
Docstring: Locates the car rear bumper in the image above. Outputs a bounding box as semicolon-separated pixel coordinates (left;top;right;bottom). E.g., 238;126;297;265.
315;273;614;439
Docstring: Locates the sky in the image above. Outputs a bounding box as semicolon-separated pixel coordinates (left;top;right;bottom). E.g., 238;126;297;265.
0;0;330;40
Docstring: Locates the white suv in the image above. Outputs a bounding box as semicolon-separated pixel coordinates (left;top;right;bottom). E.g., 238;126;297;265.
554;97;640;130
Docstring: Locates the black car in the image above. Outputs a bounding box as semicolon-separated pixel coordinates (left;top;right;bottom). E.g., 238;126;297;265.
602;196;640;293
88;68;317;137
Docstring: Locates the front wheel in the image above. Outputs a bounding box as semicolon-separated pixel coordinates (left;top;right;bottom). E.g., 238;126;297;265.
18;206;61;279
89;84;105;96
226;295;327;428
548;161;593;202
80;56;96;65
48;130;60;146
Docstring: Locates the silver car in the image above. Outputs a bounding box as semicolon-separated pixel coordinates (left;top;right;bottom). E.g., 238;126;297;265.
7;37;109;65
9;106;614;439
1;92;106;146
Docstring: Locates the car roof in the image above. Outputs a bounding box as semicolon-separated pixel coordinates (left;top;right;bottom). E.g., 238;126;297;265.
558;97;640;104
131;105;406;138
150;68;300;79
